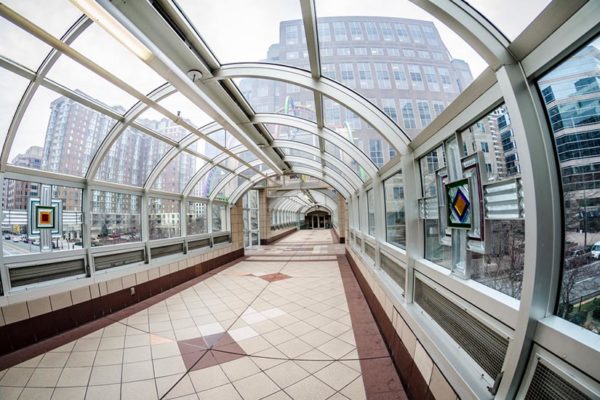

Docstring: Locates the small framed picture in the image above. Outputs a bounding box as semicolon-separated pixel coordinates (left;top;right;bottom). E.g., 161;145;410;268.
35;206;56;229
446;178;472;229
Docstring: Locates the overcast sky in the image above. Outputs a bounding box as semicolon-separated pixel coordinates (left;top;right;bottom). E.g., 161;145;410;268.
1;0;551;160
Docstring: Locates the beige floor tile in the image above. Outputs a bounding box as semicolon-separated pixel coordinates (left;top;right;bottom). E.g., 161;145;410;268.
16;354;43;368
261;391;293;400
94;349;123;366
157;374;195;399
0;386;23;400
98;336;125;351
122;361;154;382
153;356;186;378
66;351;96;367
314;362;361;391
151;342;180;360
220;357;260;382
317;338;355;359
188;365;229;392
299;329;335;348
251;348;288;370
285;375;336;400
264;361;310;388
124;334;150;348
236;335;273;355
18;387;53;400
50;386;86;400
198;383;242;400
39;352;70;368
73;338;101;352
85;383;121;400
123;346;152;364
276;338;313;358
340;376;367;400
26;367;62;387
232;372;279;400
262;328;295;346
0;367;35;387
121;380;158;400
89;364;122;386
56;367;92;387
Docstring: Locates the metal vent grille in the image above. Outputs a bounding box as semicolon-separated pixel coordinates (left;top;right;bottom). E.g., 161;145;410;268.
380;253;405;291
213;235;230;245
94;250;145;271
9;259;86;287
151;243;184;259
188;238;210;250
525;363;591;400
414;278;508;379
364;242;375;260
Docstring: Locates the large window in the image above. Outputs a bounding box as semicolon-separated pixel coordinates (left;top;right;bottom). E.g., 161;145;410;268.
187;200;208;235
148;198;180;240
367;189;375;236
212;203;227;233
2;180;83;255
539;36;600;333
384;172;406;249
91;191;141;246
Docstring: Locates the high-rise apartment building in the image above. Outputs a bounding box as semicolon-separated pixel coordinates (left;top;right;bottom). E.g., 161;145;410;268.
239;16;474;167
2;146;43;211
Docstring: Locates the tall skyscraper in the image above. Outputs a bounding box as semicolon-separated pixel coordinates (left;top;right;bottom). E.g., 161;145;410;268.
239;16;474;168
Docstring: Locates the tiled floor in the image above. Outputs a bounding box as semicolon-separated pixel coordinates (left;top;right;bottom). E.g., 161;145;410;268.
0;230;405;399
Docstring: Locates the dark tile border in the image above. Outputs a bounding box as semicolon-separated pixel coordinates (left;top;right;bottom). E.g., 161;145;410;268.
0;247;245;370
337;255;408;400
344;249;444;400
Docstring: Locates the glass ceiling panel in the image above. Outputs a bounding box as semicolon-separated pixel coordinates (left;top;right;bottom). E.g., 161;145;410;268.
235;78;316;122
237;150;259;163
10;86;115;177
208;129;241;149
191;166;228;198
315;0;487;138
466;0;550;41
137;92;213;132
280;147;320;163
46;55;137;111
152;151;205;193
4;0;82;39
0;16;52;70
95;128;172;187
0;68;29;156
70;23;165;96
324;141;367;181
323;96;396;167
176;0;310;70
215;175;244;202
264;123;320;147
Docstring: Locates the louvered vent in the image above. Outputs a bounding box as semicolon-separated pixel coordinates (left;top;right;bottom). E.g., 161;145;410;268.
213;235;230;245
10;259;86;287
380;253;406;290
525;363;592;400
151;243;184;259
188;238;210;251
94;250;145;271
414;278;508;379
365;242;376;260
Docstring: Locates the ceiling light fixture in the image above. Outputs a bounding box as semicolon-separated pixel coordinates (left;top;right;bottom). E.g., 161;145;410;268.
70;0;153;61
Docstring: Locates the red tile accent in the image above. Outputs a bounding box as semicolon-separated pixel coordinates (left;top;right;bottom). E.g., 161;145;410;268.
258;272;291;282
337;255;408;400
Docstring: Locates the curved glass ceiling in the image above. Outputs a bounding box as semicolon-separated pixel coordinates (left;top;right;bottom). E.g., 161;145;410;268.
466;0;551;41
176;0;310;70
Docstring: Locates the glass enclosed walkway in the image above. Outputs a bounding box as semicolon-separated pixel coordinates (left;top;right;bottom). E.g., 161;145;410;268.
0;230;405;400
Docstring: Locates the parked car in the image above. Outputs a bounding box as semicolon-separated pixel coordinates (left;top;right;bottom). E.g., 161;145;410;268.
11;236;20;242
592;242;600;259
3;234;10;240
565;246;591;268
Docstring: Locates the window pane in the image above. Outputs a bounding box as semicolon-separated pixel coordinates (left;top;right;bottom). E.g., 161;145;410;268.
235;78;316;122
148;198;180;239
192;167;228;198
367;189;375;236
95;128;172;187
538;36;600;333
11;87;116;178
187;201;208;235
212;203;227;232
2;180;82;255
152;152;206;193
0;68;30;156
461;105;525;299
384;172;405;248
91;191;141;246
